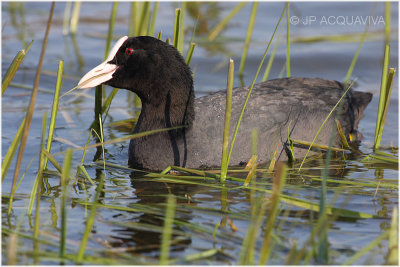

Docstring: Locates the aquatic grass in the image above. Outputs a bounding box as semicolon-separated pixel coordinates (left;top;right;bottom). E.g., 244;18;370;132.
69;2;81;35
60;149;72;258
170;249;219;264
267;144;279;173
28;112;47;216
298;81;354;172
385;2;391;45
42;149;62;172
344;4;376;82
285;2;290;77
238;2;258;77
2;117;26;182
62;2;72;35
9;2;55;215
98;115;107;175
178;3;186;53
149;2;159;37
2;40;33;95
243;155;257;186
227;4;287;167
238;193;265;265
291;139;346;153
76;174;105;263
386;207;398;265
33;112;47;238
173;8;182;52
74;128;102;185
248;186;378;219
160;194;177;265
128;3;137;36
344;230;390;265
220;58;234;183
93;2;118;134
335;120;350;149
309;177;397;189
262;27;282;82
50;126;185;157
286;122;296;162
362;153;398;165
44;60;63;169
374;45;395;150
208;2;247;41
259;162;287;264
185;42;196;65
136;2;151;36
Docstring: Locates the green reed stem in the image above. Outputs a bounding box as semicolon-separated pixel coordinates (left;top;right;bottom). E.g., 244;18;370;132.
2;40;33;95
9;2;55;216
102;88;118;114
94;2;118;132
62;2;72;35
238;2;258;77
375;67;395;150
374;45;391;150
173;8;181;52
317;129;337;264
137;2;150;36
2;117;26;182
259;162;287;264
42;149;62;173
160;194;177;265
262;27;282;82
385;2;391;45
386;208;398;265
179;2;186;53
149;2;159;37
157;31;163;40
28;111;48;216
60;149;72;258
129;2;137;36
239;193;266;265
286;2;290;77
227;4;287;166
44;60;63;169
208;2;247;41
298;82;353;172
70;2;81;35
344;4;375;82
76;173;105;263
344;230;390;265
185;42;196;65
220;58;234;183
33;112;47;238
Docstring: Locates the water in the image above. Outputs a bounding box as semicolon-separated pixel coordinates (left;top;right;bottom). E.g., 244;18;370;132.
2;2;398;265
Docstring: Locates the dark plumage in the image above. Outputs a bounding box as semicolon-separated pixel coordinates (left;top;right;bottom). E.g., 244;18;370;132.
78;36;372;171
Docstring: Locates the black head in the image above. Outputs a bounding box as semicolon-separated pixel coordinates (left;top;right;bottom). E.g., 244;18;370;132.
78;36;194;106
110;37;193;98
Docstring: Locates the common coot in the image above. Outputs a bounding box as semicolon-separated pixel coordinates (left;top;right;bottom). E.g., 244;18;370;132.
78;36;372;171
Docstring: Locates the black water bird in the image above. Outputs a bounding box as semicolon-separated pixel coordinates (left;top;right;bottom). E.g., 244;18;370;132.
78;36;372;170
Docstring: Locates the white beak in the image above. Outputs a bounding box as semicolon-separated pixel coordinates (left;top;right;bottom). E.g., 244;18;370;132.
77;36;129;89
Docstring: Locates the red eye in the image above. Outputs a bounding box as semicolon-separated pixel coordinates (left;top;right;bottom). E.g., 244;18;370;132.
126;48;134;55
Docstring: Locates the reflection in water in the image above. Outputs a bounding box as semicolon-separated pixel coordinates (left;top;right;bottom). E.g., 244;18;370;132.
107;171;202;254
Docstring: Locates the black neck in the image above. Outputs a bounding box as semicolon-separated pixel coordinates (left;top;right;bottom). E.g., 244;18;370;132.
134;88;194;134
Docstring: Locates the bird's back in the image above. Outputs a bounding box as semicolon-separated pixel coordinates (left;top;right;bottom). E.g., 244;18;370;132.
185;77;372;168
